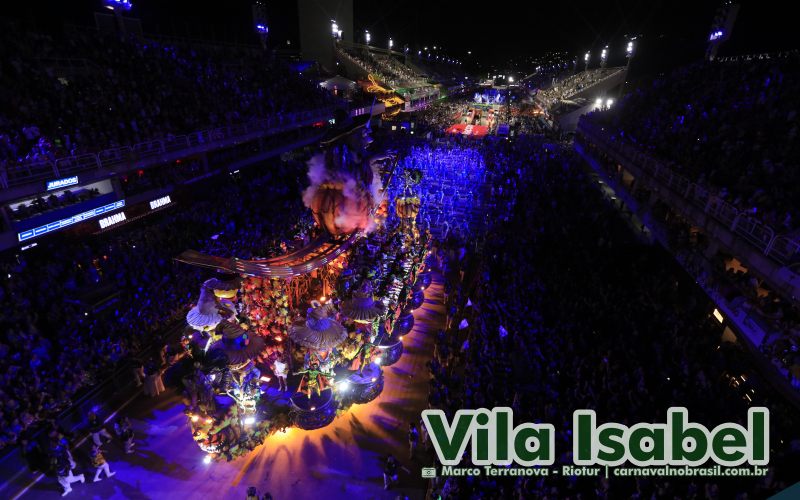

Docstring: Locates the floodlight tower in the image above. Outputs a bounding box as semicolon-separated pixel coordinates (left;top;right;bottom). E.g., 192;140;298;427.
252;1;269;49
618;36;637;97
600;45;608;68
706;1;740;60
584;51;590;72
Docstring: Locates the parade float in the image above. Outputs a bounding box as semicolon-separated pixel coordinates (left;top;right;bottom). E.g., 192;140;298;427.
174;112;432;461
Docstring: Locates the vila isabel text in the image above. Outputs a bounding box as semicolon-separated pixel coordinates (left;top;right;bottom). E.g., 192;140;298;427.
421;407;769;474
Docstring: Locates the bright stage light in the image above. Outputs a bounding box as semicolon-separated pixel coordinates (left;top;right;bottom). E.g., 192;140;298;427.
260;376;271;382
244;416;256;425
371;377;377;382
103;0;133;11
606;98;614;108
191;415;199;422
388;38;394;49
203;455;212;464
374;356;382;365
365;30;371;44
310;406;316;411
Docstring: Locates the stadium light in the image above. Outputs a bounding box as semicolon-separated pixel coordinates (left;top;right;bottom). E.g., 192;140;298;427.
388;37;393;49
508;76;514;83
331;20;340;39
365;30;371;44
103;0;132;11
626;40;634;56
600;45;608;68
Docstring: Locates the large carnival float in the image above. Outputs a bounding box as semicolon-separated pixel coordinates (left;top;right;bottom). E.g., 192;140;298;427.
174;112;432;461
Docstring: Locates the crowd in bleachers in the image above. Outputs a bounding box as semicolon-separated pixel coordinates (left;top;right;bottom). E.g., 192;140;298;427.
337;46;462;93
337;48;410;89
373;54;428;87
0;159;310;450
580;127;800;389
425;137;800;499
586;56;800;233
537;67;622;108
0;20;336;171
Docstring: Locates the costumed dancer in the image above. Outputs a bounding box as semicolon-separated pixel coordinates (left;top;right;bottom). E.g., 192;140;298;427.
53;444;84;497
90;444;116;482
115;417;135;454
272;353;289;392
87;412;112;447
355;339;379;375
293;361;334;399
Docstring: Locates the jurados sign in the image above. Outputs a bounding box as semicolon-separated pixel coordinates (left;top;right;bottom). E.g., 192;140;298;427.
46;175;79;191
421;407;769;468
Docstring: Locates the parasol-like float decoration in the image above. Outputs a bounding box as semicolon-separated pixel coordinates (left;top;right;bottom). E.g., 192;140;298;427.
208;321;266;366
186;279;224;331
289;302;347;351
340;281;385;324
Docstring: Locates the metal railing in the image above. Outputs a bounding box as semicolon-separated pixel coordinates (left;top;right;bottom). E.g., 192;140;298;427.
577;120;800;267
0;107;336;190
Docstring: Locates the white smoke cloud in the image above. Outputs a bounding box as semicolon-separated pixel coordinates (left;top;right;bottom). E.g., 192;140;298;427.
302;152;383;234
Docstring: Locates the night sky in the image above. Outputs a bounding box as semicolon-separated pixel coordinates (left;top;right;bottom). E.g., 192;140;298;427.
3;0;794;74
